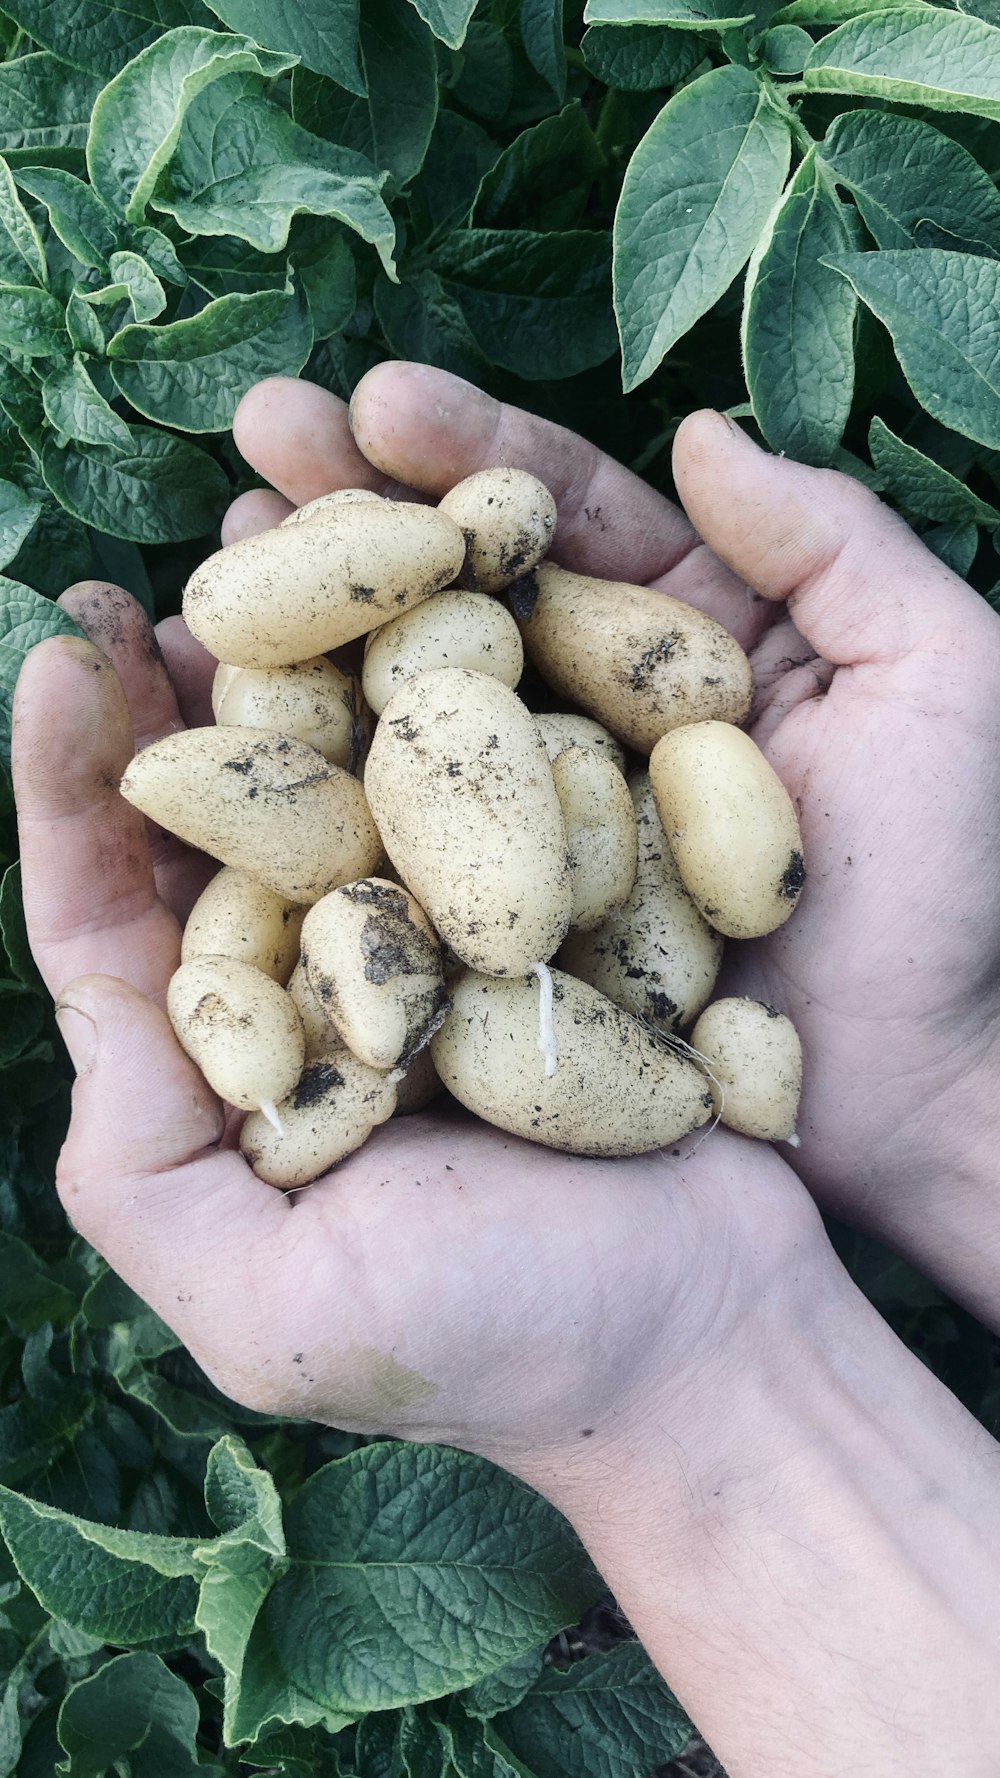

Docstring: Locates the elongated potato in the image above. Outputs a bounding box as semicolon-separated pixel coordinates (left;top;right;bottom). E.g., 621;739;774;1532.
301;879;449;1070
183;499;466;668
168;956;305;1114
559;772;722;1033
362;591;523;716
649;722;805;938
690;998;802;1140
213;657;366;770
364;669;572;975
535;713;627;777
120;728;382;904
241;1047;397;1188
519;565;752;752
182;868;304;983
431;969;713;1155
550;748;637;931
438;468;556;593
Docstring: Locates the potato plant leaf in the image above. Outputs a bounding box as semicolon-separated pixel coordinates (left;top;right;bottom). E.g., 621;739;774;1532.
472;104;604;231
0;161;47;291
0;579;81;766
374;269;495;381
922;518;979;573
0;863;43;990
614;64;791;390
584;0;753;30
200;0;366;94
490;1643;692;1778
407;0;479;49
803;8;1000;121
13;168;116;272
581;24;704;91
431;228;616;378
42;355;133;452
820;110;1000;256
520;0;567;102
0;56;103;162
0;0;216;79
868;416;1000;526
55;1651;223;1778
0;484;42;572
40;424;228;542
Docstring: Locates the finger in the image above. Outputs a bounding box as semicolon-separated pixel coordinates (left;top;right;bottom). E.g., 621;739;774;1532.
155;616;216;729
233;377;415;506
673;411;1000;668
221;488;293;545
13;636;180;1001
747;615;834;745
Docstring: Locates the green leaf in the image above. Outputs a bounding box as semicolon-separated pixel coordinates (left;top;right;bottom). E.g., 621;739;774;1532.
0;484;42;571
819;111;1000;255
869;416;1000;526
824;248;1000;448
520;0;567;102
0;288;65;358
306;0;441;187
0;55;102;161
431;228;615;377
42;354;134;451
1;0;217;78
581;24;703;91
462;1651;546;1721
107;249;167;322
86;26;298;222
0;1486;201;1645
203;1435;285;1551
13;168;116;272
772;0;925;21
221;1606;357;1745
0;862;43;989
409;0;478;47
761;23;814;69
109;286;313;433
0;158;47;288
41;424;229;543
408;111;500;238
923;518;979;574
492;1643;691;1778
297;232;357;341
181;234;292;299
450;23;514;123
0;1232;78;1335
374;269;494;381
614;65;792;390
473;105;604;232
584;0;752;30
0;984;45;1066
154;75;397;275
56;1651;223;1778
742;149;856;463
802;8;1000;121
201;0;365;96
0;578;81;768
126;225;187;286
65;287;107;355
265;1442;600;1714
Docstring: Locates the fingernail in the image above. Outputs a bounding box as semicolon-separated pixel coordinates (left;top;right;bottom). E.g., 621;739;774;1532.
55;1002;98;1075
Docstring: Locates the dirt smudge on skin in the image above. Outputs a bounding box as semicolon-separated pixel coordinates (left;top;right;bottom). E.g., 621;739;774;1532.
331;1345;440;1417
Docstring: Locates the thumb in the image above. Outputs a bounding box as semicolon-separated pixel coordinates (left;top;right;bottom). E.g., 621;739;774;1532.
672;411;995;668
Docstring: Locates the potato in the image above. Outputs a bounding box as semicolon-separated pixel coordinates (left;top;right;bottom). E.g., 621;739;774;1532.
182;868;304;984
281;490;385;525
690;998;802;1141
550;748;637;931
362;591;523;717
519;565;752;752
438;468;556;594
535;713;627;777
241;1047;397;1188
392;1044;442;1115
559;772;722;1033
431;968;713;1155
301;878;449;1070
167;956;305;1115
364;668;572;975
288;961;338;1058
213;657;366;770
649;722;805;938
183;498;466;668
120;728;382;904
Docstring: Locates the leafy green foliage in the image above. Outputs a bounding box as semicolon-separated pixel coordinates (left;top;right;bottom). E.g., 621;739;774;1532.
0;0;999;1769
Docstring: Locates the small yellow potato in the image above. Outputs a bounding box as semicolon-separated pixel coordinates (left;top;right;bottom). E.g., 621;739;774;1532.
520;564;752;752
362;591;523;716
213;656;366;770
120;727;382;904
392;1045;442;1116
364;668;572;975
167;956;305;1115
690;997;802;1141
182;868;304;984
535;713;627;777
649;722;805;938
288;961;339;1058
550;748;637;931
281;489;385;525
438;468;556;593
431;969;713;1156
240;1046;397;1188
183;498;466;668
559;772;723;1033
301;879;449;1071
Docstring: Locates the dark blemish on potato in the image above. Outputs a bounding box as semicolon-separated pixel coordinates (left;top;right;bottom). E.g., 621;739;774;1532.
394;590;408;604
646;990;678;1025
293;1061;345;1108
389;715;419;742
445;761;462;777
345;880;408;914
507;572;539;620
779;851;806;899
292;1352;303;1364
222;756;254;775
629;633;683;692
702;1091;715;1109
350;584;376;603
763;1003;781;1018
702;675;722;686
703;905;720;917
247;786;258;799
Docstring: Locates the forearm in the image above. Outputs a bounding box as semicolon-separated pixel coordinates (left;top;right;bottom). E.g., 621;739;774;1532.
528;1235;1000;1777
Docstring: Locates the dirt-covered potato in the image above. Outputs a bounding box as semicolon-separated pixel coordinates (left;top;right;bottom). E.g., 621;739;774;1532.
240;1047;397;1188
120;728;382;904
183;498;466;668
181;868;304;984
558;772;723;1034
167;956;305;1115
649;722;805;938
301;878;449;1071
431;968;713;1155
362;591;523;716
690;997;802;1140
438;468;556;593
392;1045;443;1115
364;668;572;976
550;747;637;931
534;713;627;777
519;565;752;752
213;657;367;770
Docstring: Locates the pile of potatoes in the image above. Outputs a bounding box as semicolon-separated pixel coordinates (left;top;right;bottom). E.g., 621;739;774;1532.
120;470;805;1189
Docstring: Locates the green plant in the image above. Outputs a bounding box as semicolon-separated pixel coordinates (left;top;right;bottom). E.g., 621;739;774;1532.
0;0;999;1769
